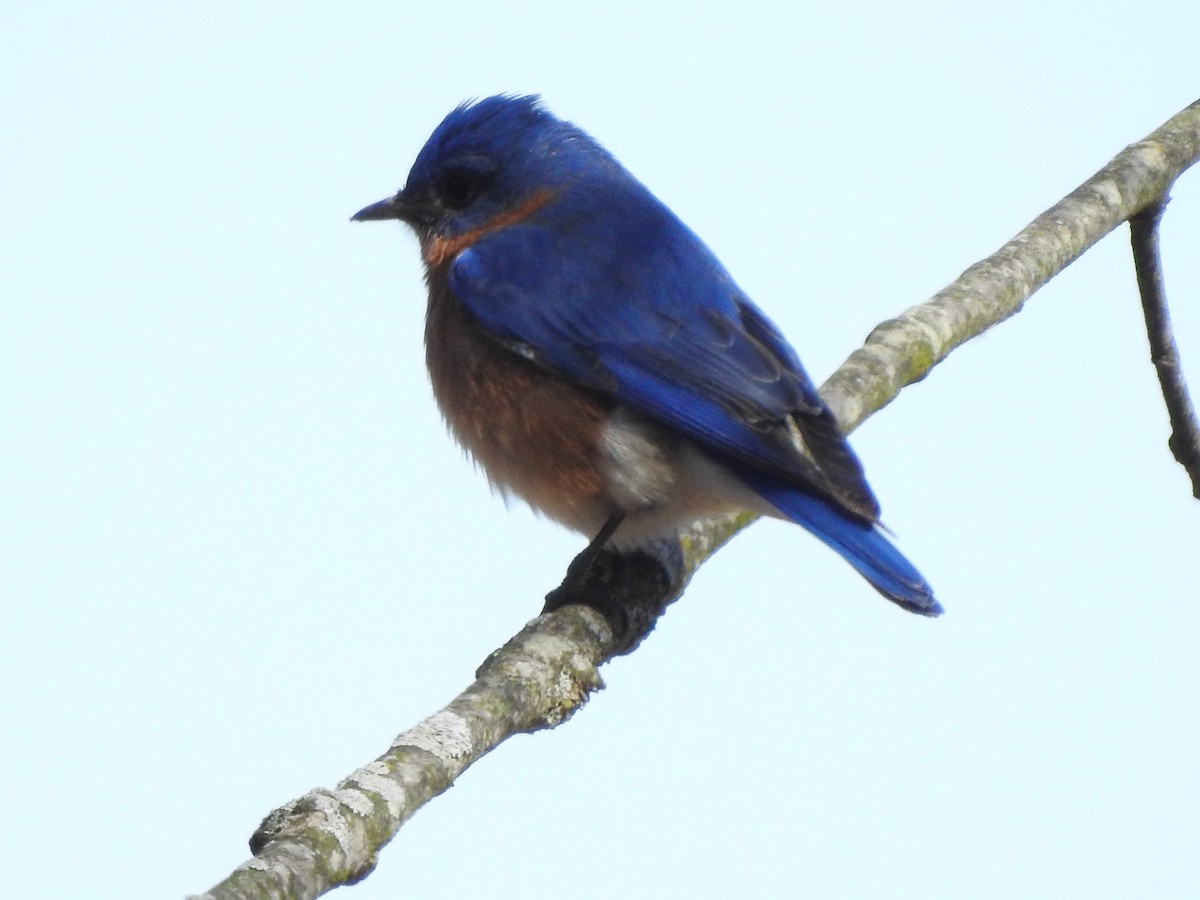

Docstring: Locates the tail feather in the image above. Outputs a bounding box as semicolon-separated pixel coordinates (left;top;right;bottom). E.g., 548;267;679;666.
743;472;941;616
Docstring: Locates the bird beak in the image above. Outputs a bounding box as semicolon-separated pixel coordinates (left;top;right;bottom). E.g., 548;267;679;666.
352;190;439;232
351;192;410;223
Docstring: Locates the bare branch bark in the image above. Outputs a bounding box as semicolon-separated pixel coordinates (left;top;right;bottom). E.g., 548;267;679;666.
821;99;1200;431
191;98;1200;900
1130;199;1200;496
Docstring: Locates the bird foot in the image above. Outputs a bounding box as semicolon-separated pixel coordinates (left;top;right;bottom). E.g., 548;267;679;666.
542;559;630;640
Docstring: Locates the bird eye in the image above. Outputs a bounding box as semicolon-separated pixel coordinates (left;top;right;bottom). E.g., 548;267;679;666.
434;165;492;211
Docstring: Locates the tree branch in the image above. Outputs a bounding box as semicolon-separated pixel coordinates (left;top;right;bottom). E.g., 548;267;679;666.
191;98;1200;900
822;99;1200;431
1129;199;1200;496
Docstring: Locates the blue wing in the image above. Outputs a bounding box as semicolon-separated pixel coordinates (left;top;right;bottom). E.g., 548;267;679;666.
449;183;879;521
448;184;938;613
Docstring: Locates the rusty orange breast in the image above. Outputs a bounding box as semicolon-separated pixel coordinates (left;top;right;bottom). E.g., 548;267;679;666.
423;279;614;535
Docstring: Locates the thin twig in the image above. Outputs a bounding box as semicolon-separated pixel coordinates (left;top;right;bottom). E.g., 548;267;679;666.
1129;199;1200;497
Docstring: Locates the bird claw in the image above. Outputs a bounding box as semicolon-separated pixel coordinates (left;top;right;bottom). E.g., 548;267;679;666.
542;572;630;640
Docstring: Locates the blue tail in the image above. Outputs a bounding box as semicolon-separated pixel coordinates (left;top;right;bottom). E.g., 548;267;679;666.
740;471;941;616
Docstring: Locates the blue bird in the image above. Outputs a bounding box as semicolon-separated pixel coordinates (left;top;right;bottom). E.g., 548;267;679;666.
353;95;940;616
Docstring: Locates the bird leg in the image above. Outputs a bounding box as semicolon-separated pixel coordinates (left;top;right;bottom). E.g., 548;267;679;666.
542;512;626;627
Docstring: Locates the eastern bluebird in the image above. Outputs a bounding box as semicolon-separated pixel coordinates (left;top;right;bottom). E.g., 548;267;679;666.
353;95;940;616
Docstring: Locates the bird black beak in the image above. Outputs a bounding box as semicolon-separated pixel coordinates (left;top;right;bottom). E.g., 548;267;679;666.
351;192;409;222
351;190;439;231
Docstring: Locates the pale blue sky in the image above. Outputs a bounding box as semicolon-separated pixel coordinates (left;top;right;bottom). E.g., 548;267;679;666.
3;2;1198;898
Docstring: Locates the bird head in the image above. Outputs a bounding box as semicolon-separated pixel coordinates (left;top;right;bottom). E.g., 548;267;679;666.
352;95;617;255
